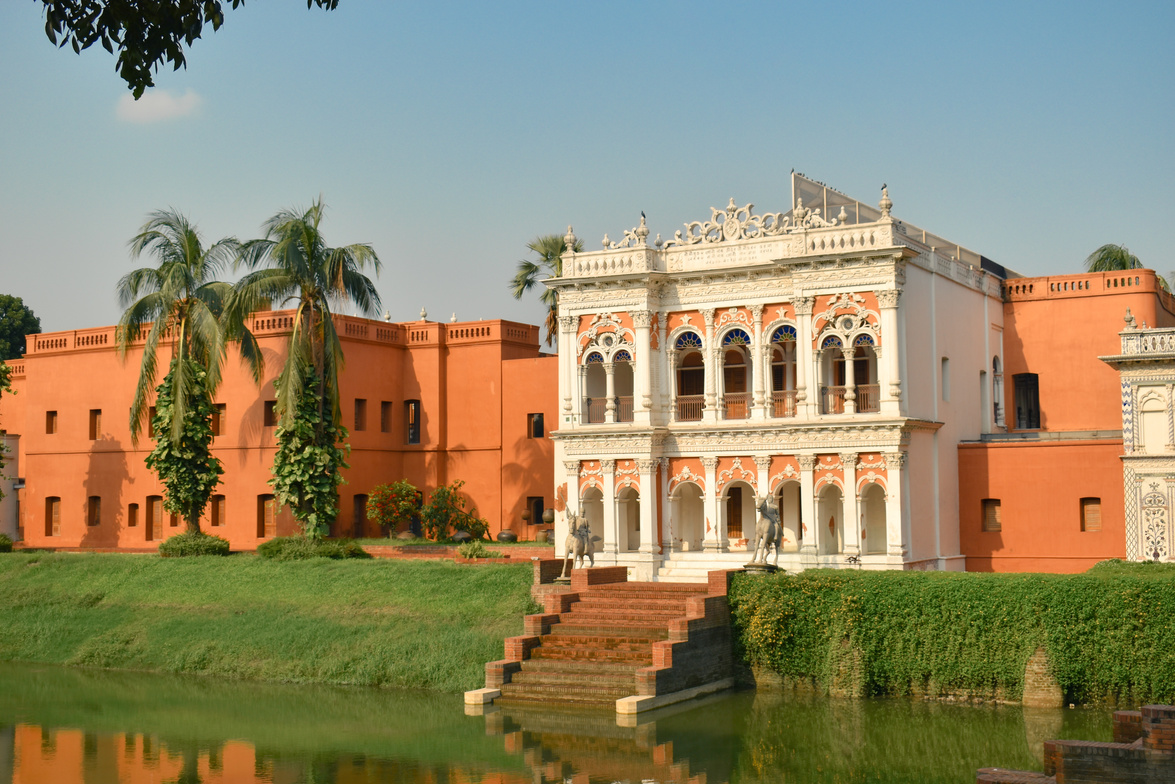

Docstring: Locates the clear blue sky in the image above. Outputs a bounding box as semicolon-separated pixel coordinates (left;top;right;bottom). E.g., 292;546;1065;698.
1;1;1172;335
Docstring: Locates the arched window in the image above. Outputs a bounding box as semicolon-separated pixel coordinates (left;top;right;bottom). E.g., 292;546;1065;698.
722;328;751;347
676;332;703;350
613;350;632;363
772;325;797;343
585;352;605;364
822;334;843;350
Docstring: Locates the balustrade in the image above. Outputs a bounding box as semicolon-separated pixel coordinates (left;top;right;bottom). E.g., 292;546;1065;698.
676;395;704;421
856;384;880;413
772;390;797;418
585;398;606;424
616;396;634;422
822;386;847;415
723;393;750;420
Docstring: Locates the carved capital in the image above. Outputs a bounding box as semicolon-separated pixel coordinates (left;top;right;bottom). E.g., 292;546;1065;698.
558;315;577;332
636;459;658;474
632;310;653;329
839;452;858;468
751;303;764;322
876;289;901;309
701;456;719;471
797;454;818;471
884;451;906;469
702;308;716;327
753;455;773;471
600;459;616;473
794;297;816;316
841;347;856;361
563;460;581;475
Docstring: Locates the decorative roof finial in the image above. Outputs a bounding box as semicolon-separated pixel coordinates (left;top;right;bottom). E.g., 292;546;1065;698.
654;233;663;248
450;313;457;323
420;307;428;321
601;233;611;249
382;311;391;322
1124;307;1137;329
879;184;892;218
636;212;649;243
563;225;576;251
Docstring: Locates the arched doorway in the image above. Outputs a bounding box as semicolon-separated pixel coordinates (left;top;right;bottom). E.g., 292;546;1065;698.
721;329;751;420
860;483;887;555
675;332;704;421
775;481;802;552
817;483;844;555
770;325;797;418
580;486;604;544
670;482;704;551
723;481;756;548
617;486;640;552
852;336;880;412
583;353;606;423
613;350;634;422
820;335;845;414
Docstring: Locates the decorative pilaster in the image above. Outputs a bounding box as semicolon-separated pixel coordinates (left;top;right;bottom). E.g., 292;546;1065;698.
841;452;859;556
656;314;669;423
883;451;906;559
702;309;718;423
563;460;581;530
877;289;902;414
601;459;618;557
798;454;818;564
842;347;857;415
701;456;720;551
633;311;653;425
604;362;616;424
667;348;679;423
659;457;673;553
751;305;767;419
559;315;577;424
753;455;772;502
794;298;815;419
636;459;659;555
577;364;588;424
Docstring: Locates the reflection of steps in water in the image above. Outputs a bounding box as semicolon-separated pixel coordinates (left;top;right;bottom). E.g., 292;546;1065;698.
485;703;713;784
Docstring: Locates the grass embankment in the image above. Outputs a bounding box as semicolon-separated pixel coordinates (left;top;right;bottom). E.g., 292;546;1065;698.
0;552;536;692
730;561;1175;705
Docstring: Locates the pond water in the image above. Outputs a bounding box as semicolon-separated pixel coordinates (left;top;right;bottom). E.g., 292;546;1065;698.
0;662;1112;783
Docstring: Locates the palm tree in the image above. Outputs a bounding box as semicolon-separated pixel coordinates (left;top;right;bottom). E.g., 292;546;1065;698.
509;233;583;347
229;198;382;427
117;209;254;444
1084;243;1169;292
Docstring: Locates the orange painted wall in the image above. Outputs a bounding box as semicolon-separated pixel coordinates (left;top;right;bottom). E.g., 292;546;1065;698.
8;314;556;549
958;440;1125;572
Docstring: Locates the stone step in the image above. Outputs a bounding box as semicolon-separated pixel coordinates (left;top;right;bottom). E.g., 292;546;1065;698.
558;611;675;628
546;625;669;641
499;681;633;700
570;596;691;613
586;583;708;598
529;647;653;665
510;669;636;689
521;659;641;675
496;691;619;708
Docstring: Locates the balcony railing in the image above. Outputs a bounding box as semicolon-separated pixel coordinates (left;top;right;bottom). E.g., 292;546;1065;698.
585;398;606;424
821;386;846;414
723;393;750;420
856;384;880;413
772;390;797;418
616;396;634;422
676;395;704;421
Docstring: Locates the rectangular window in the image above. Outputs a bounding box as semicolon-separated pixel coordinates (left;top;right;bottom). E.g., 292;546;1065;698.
128;503;139;528
257;495;276;538
941;357;951;402
87;496;101;527
1081;497;1102;532
45;496;60;537
148;405;157;437
982;499;1002;532
263;400;277;427
212;404;225;437
169;513;179;528
147;496;163;541
354;398;367;431
527;413;544;439
405;400;421;444
45;410;57;434
353;494;368;539
527;496;544;527
211;495;225;528
380;401;393;433
1013;373;1040;429
89;409;102;440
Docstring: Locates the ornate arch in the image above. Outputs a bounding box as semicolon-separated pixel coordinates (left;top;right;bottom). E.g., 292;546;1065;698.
577;312;636;360
668;464;706;494
814;473;844;493
718;326;753;347
716;457;756;494
855;474;888;497
670;326;705;351
812;292;881;348
768;463;801;494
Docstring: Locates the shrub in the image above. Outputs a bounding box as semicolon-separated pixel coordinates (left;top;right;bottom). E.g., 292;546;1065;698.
457;540;502;559
256;536;370;561
0;533;12;553
367;479;420;535
421;480;489;541
158;532;230;557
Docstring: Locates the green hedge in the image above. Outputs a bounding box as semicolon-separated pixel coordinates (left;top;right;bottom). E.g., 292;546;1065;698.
729;562;1175;705
0;533;12;553
256;536;370;561
158;532;231;557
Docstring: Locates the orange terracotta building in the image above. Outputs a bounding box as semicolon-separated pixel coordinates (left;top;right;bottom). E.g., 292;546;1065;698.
958;269;1175;571
1;311;557;549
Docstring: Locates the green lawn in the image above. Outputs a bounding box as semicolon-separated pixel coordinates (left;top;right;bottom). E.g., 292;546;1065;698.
0;552;536;692
352;536;552;547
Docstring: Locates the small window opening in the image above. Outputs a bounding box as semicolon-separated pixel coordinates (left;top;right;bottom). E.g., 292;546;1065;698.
128;503;139;528
258;495;277;538
380;401;393;433
212;404;225;437
211;495;225;527
45;410;57;434
87;496;101;526
89;409;102;440
982;499;1002;532
263;400;277;427
354;398;367;431
405;400;421;444
1013;373;1040;429
527;413;544;439
1081;498;1102;532
45;496;61;536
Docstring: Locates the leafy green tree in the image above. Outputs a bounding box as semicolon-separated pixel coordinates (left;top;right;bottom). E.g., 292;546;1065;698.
509;233;583;347
145;359;223;533
229;199;381;537
421;480;488;541
0;294;41;360
269;371;349;538
1084;243;1142;274
367;479;420;536
0;361;12;503
40;0;340;98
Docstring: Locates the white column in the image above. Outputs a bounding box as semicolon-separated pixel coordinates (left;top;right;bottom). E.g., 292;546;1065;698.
751;305;767;420
634;311;653;425
604;362;616;424
577;364;587;424
884;451;906;561
794;297;814;419
753;455;772;505
798;454;817;566
601;459;618;557
563;460;580;553
702;309;718;423
702;456;720;551
841;452;859;557
655;315;668;424
659;458;673;553
667;349;679;423
842;347;857;415
637;459;658;555
878;290;902;415
559;315;577;428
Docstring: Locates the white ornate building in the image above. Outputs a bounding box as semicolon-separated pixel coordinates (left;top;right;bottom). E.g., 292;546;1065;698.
548;174;1010;579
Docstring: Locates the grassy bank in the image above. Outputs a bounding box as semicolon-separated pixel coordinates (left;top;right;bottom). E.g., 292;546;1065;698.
0;552;535;692
730;561;1175;705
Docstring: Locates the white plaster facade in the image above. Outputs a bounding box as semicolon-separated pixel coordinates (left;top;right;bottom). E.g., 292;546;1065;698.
547;174;1007;580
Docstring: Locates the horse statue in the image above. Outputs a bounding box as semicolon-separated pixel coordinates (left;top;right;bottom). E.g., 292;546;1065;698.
560;510;597;578
750;496;783;567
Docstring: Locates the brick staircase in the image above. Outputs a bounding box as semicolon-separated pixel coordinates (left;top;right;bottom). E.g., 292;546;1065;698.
480;562;734;713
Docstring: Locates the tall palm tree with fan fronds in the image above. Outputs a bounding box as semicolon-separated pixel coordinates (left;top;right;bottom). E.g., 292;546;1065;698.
509;233;583;347
116;209;261;532
228;198;382;537
1084;243;1169;292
